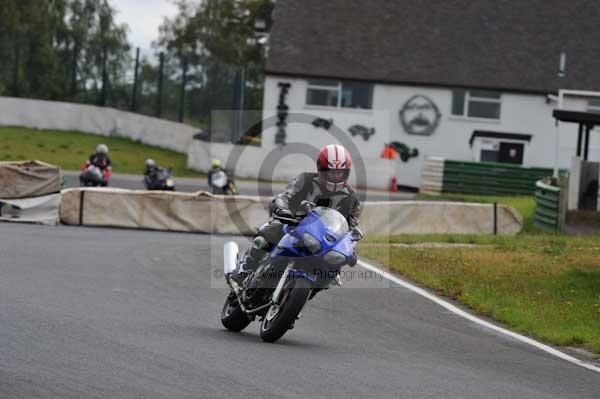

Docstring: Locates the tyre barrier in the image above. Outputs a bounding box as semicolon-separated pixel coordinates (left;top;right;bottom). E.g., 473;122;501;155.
0;161;61;225
59;188;523;236
60;188;269;235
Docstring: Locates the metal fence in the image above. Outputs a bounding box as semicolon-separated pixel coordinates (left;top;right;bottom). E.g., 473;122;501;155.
4;44;255;139
116;48;246;131
442;160;554;196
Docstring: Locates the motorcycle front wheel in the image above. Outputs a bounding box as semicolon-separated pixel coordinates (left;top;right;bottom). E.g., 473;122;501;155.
221;292;251;332
260;277;311;343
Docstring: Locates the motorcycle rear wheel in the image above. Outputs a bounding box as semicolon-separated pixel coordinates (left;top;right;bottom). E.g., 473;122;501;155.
259;277;311;343
221;292;251;332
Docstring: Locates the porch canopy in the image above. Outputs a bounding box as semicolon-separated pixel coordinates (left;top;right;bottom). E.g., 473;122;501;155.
553;109;600;161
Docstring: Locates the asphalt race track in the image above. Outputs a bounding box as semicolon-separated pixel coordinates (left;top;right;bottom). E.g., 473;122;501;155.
62;173;415;202
1;223;599;398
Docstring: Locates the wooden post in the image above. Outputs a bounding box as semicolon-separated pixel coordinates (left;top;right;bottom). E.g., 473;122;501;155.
156;52;164;117
131;47;140;111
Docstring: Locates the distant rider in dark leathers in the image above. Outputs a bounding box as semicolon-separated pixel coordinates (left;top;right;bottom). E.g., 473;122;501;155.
144;159;158;185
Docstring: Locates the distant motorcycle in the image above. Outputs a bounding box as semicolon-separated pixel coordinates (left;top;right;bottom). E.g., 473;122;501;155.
144;167;176;191
221;201;362;343
210;170;237;195
79;162;111;187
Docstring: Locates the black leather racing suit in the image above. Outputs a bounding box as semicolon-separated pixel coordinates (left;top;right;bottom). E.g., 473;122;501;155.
241;173;361;271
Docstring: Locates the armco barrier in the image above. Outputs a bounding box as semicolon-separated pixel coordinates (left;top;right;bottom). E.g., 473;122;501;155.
59;188;524;236
534;180;565;232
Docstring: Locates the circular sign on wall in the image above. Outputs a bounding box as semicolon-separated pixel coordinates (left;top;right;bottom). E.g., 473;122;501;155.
399;95;441;136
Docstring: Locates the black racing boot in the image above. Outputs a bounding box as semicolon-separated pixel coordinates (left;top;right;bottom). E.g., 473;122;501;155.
233;237;269;283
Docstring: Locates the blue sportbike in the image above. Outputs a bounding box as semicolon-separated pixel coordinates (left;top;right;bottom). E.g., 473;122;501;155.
221;201;362;343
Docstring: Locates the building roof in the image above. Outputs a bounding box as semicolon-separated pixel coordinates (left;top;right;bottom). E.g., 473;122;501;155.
266;0;600;94
553;110;600;126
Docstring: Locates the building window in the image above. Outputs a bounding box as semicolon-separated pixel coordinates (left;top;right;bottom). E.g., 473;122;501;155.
587;98;600;114
306;79;373;109
452;89;502;119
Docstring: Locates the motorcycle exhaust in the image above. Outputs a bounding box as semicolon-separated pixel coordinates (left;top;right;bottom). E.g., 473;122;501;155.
223;241;239;276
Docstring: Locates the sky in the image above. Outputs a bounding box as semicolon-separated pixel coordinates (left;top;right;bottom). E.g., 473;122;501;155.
110;0;179;51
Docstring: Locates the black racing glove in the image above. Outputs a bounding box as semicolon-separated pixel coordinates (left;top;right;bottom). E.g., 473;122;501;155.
274;208;294;219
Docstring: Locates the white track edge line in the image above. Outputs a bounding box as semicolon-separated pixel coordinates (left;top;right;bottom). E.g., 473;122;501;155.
357;259;600;374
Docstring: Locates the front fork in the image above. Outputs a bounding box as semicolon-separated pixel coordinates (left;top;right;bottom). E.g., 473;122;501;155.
272;264;292;305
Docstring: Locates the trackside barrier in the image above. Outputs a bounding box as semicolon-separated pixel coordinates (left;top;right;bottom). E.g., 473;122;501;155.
59;188;524;236
419;157;444;195
0;160;61;225
60;188;269;235
534;180;565;233
420;157;553;196
443;160;553;196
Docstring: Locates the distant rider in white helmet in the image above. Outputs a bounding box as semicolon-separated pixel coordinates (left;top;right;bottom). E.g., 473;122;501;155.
89;144;112;173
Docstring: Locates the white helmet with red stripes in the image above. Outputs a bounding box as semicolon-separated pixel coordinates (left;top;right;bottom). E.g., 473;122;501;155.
317;144;352;192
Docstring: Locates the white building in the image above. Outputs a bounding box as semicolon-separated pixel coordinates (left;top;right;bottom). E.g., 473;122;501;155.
259;0;600;190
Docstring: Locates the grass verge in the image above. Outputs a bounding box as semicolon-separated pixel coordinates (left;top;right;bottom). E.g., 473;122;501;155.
360;234;600;356
0;126;204;177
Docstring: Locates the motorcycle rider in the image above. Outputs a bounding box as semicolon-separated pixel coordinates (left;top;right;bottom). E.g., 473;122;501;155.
80;144;112;186
144;158;158;185
237;144;361;277
208;159;235;194
89;144;112;173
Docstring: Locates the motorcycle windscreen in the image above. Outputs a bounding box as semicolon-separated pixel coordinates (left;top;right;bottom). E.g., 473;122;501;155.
156;169;171;180
312;207;349;235
83;166;103;180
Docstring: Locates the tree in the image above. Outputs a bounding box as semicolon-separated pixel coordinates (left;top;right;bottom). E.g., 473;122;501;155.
154;0;275;121
0;0;131;103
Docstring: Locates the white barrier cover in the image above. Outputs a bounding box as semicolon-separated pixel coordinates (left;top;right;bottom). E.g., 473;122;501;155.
360;201;523;236
0;194;60;226
60;188;269;235
60;188;523;236
0;160;61;199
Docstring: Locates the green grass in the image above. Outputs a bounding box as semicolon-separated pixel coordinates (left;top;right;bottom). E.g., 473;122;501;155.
360;234;600;356
417;193;537;233
0;126;204;177
363;193;600;355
